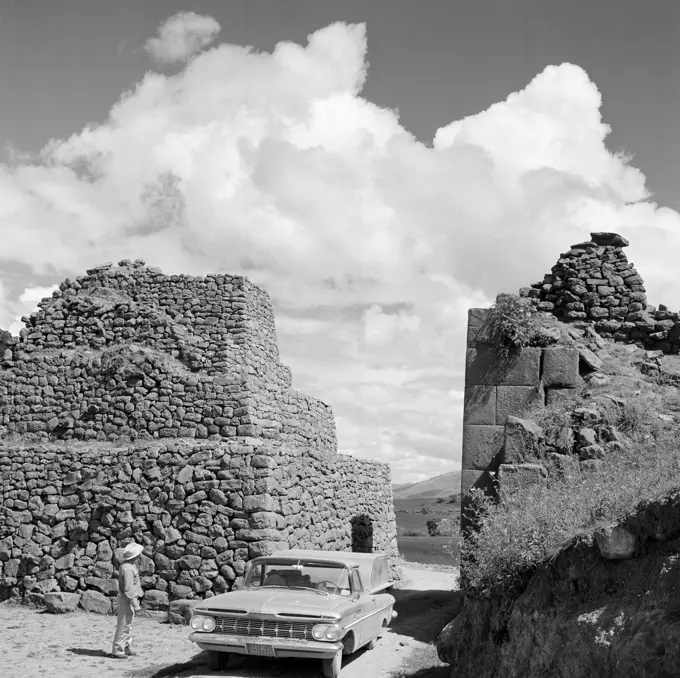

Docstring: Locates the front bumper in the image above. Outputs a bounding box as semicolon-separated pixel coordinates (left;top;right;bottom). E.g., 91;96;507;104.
189;632;343;660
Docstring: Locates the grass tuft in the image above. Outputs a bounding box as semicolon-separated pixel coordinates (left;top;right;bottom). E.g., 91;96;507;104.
477;293;560;355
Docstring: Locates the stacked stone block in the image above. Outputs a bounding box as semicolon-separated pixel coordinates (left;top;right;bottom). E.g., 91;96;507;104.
0;438;397;607
461;310;582;528
461;231;680;524
521;232;680;352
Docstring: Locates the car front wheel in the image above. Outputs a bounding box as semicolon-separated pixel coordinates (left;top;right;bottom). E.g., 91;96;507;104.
207;650;230;671
322;651;342;678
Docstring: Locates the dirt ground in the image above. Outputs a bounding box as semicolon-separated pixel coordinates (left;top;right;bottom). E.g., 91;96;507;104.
0;564;459;678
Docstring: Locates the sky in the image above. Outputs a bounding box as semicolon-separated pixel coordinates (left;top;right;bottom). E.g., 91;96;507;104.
1;0;680;484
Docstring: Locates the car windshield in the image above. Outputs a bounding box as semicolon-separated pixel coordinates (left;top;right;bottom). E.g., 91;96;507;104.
245;560;352;596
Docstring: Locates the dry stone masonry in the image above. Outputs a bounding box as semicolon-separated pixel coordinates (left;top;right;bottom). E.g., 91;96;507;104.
0;261;398;612
461;232;680;523
520;231;680;351
0;260;334;448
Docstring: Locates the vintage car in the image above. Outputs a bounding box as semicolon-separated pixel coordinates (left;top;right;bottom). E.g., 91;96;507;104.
188;549;397;677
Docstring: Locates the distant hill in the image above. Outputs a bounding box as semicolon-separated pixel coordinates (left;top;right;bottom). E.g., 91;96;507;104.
392;470;461;500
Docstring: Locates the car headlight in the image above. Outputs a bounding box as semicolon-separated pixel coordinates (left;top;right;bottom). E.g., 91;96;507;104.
190;615;216;632
325;624;341;641
312;624;341;641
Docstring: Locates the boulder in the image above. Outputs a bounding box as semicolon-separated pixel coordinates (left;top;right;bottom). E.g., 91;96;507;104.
44;592;81;614
142;589;169;611
577;428;597;447
544;426;574;455
168;598;197;625
579;444;605;461
594;526;637;560
579;348;603;372
436;607;464;665
80;589;111;615
590;232;629;247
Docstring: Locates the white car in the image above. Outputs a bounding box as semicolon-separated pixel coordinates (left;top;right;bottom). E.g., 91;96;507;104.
188;549;397;677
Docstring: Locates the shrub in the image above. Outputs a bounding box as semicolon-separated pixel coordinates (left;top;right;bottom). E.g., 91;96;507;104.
478;293;559;355
426;519;441;537
462;411;680;596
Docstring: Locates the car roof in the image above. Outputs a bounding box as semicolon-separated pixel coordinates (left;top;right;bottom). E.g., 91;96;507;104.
253;549;388;566
250;550;393;594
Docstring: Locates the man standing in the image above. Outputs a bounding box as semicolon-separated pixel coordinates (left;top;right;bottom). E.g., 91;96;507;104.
111;541;145;659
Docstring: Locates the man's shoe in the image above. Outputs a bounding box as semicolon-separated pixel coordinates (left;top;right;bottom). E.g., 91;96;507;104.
111;652;128;659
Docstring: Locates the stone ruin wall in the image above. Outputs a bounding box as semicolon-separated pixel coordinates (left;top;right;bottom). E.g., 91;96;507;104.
0;259;334;448
0;260;398;612
461;232;680;524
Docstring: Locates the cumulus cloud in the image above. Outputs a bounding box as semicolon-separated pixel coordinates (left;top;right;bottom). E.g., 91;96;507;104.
1;19;679;483
145;12;221;64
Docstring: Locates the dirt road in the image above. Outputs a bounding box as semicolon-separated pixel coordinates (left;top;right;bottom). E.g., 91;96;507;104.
0;564;459;678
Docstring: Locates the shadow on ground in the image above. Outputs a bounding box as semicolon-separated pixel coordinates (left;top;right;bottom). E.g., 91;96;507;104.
390;588;462;644
124;648;367;677
393;667;450;678
67;647;112;658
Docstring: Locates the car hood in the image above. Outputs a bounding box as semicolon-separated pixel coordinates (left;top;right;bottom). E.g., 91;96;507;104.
193;588;356;619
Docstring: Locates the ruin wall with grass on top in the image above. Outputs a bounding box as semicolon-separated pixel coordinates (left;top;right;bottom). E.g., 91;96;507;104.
460;231;680;524
0;259;334;448
0;259;398;612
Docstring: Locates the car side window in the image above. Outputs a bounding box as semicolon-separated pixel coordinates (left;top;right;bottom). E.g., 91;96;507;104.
249;563;263;587
350;568;363;594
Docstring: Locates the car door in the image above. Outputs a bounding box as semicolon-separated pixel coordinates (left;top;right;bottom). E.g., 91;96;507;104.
349;567;383;647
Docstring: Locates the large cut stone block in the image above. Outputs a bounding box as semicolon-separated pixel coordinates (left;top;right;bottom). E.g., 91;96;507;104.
464;386;496;425
497;463;547;499
467;308;490;346
465;346;499;385
496;385;543;424
466;346;541;386
460;469;487;494
504;416;543;463
462;425;505;470
542;347;581;387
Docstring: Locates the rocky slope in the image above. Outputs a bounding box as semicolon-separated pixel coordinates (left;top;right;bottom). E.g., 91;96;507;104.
439;492;680;677
439;320;680;677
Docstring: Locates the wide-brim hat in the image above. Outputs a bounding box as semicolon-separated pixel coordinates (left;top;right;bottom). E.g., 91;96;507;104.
122;542;144;561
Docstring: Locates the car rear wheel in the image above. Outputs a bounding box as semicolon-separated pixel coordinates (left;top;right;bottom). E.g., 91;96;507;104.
207;650;230;671
321;651;342;678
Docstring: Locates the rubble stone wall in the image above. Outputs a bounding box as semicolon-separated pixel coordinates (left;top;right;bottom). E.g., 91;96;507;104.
0;260;398;612
0;261;335;450
0;438;397;610
522;231;680;352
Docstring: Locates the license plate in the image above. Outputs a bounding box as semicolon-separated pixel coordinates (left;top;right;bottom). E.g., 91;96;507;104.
247;643;275;657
